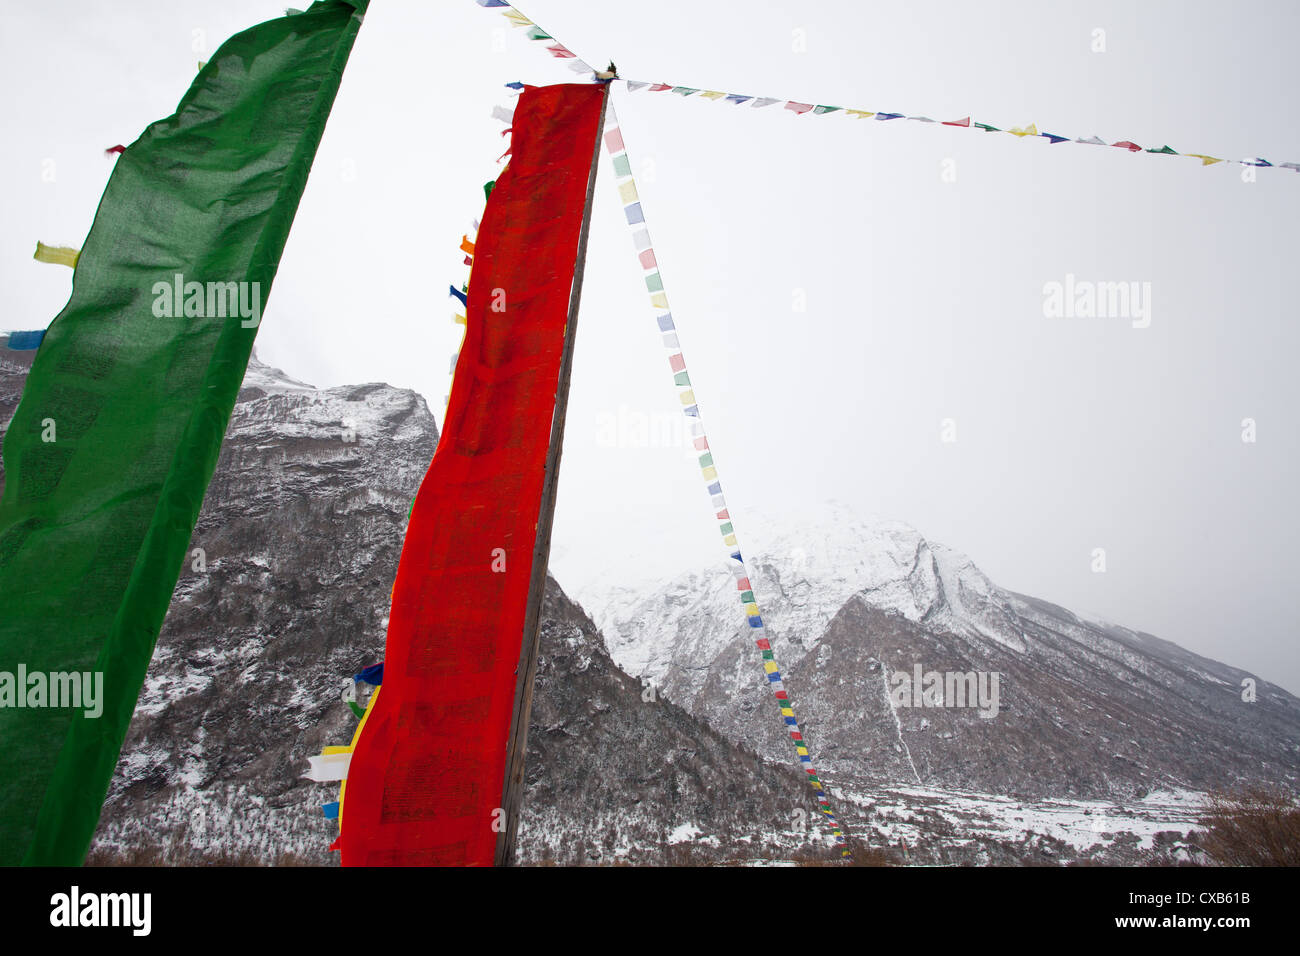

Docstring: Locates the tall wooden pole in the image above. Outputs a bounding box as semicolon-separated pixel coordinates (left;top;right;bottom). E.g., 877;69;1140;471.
495;81;610;867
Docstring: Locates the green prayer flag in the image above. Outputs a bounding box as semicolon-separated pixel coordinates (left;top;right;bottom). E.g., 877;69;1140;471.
612;154;632;178
813;105;842;115
673;371;691;386
0;0;368;866
645;273;664;293
975;122;1000;132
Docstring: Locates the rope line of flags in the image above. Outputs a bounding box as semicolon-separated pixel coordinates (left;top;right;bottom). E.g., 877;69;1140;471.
602;98;851;857
476;0;1297;175
614;84;1294;173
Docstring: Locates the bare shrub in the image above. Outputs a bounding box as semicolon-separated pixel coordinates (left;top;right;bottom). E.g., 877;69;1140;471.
1197;787;1300;867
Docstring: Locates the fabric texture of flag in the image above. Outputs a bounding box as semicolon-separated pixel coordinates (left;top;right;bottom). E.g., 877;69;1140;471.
0;0;368;867
337;82;606;867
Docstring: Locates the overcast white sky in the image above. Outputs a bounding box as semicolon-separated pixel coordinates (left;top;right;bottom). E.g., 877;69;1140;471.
4;1;1298;693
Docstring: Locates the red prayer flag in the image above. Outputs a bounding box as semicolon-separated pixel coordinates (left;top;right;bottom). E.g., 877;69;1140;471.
338;83;606;867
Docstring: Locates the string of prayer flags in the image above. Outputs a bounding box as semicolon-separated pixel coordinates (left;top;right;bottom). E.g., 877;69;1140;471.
601;98;851;859
483;0;598;76
610;76;1298;175
310;667;382;835
446;194;487;414
471;1;1297;174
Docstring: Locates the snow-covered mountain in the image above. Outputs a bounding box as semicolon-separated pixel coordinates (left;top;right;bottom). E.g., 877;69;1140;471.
4;338;1293;864
0;342;822;865
590;513;1023;690
583;507;1300;802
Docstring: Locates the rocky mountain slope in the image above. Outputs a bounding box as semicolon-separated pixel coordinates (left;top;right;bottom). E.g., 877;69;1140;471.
584;510;1300;806
0;339;823;865
0;340;35;497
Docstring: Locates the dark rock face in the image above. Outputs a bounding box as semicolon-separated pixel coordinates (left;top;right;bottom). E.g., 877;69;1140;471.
524;579;820;864
0;345;819;865
792;596;1300;799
